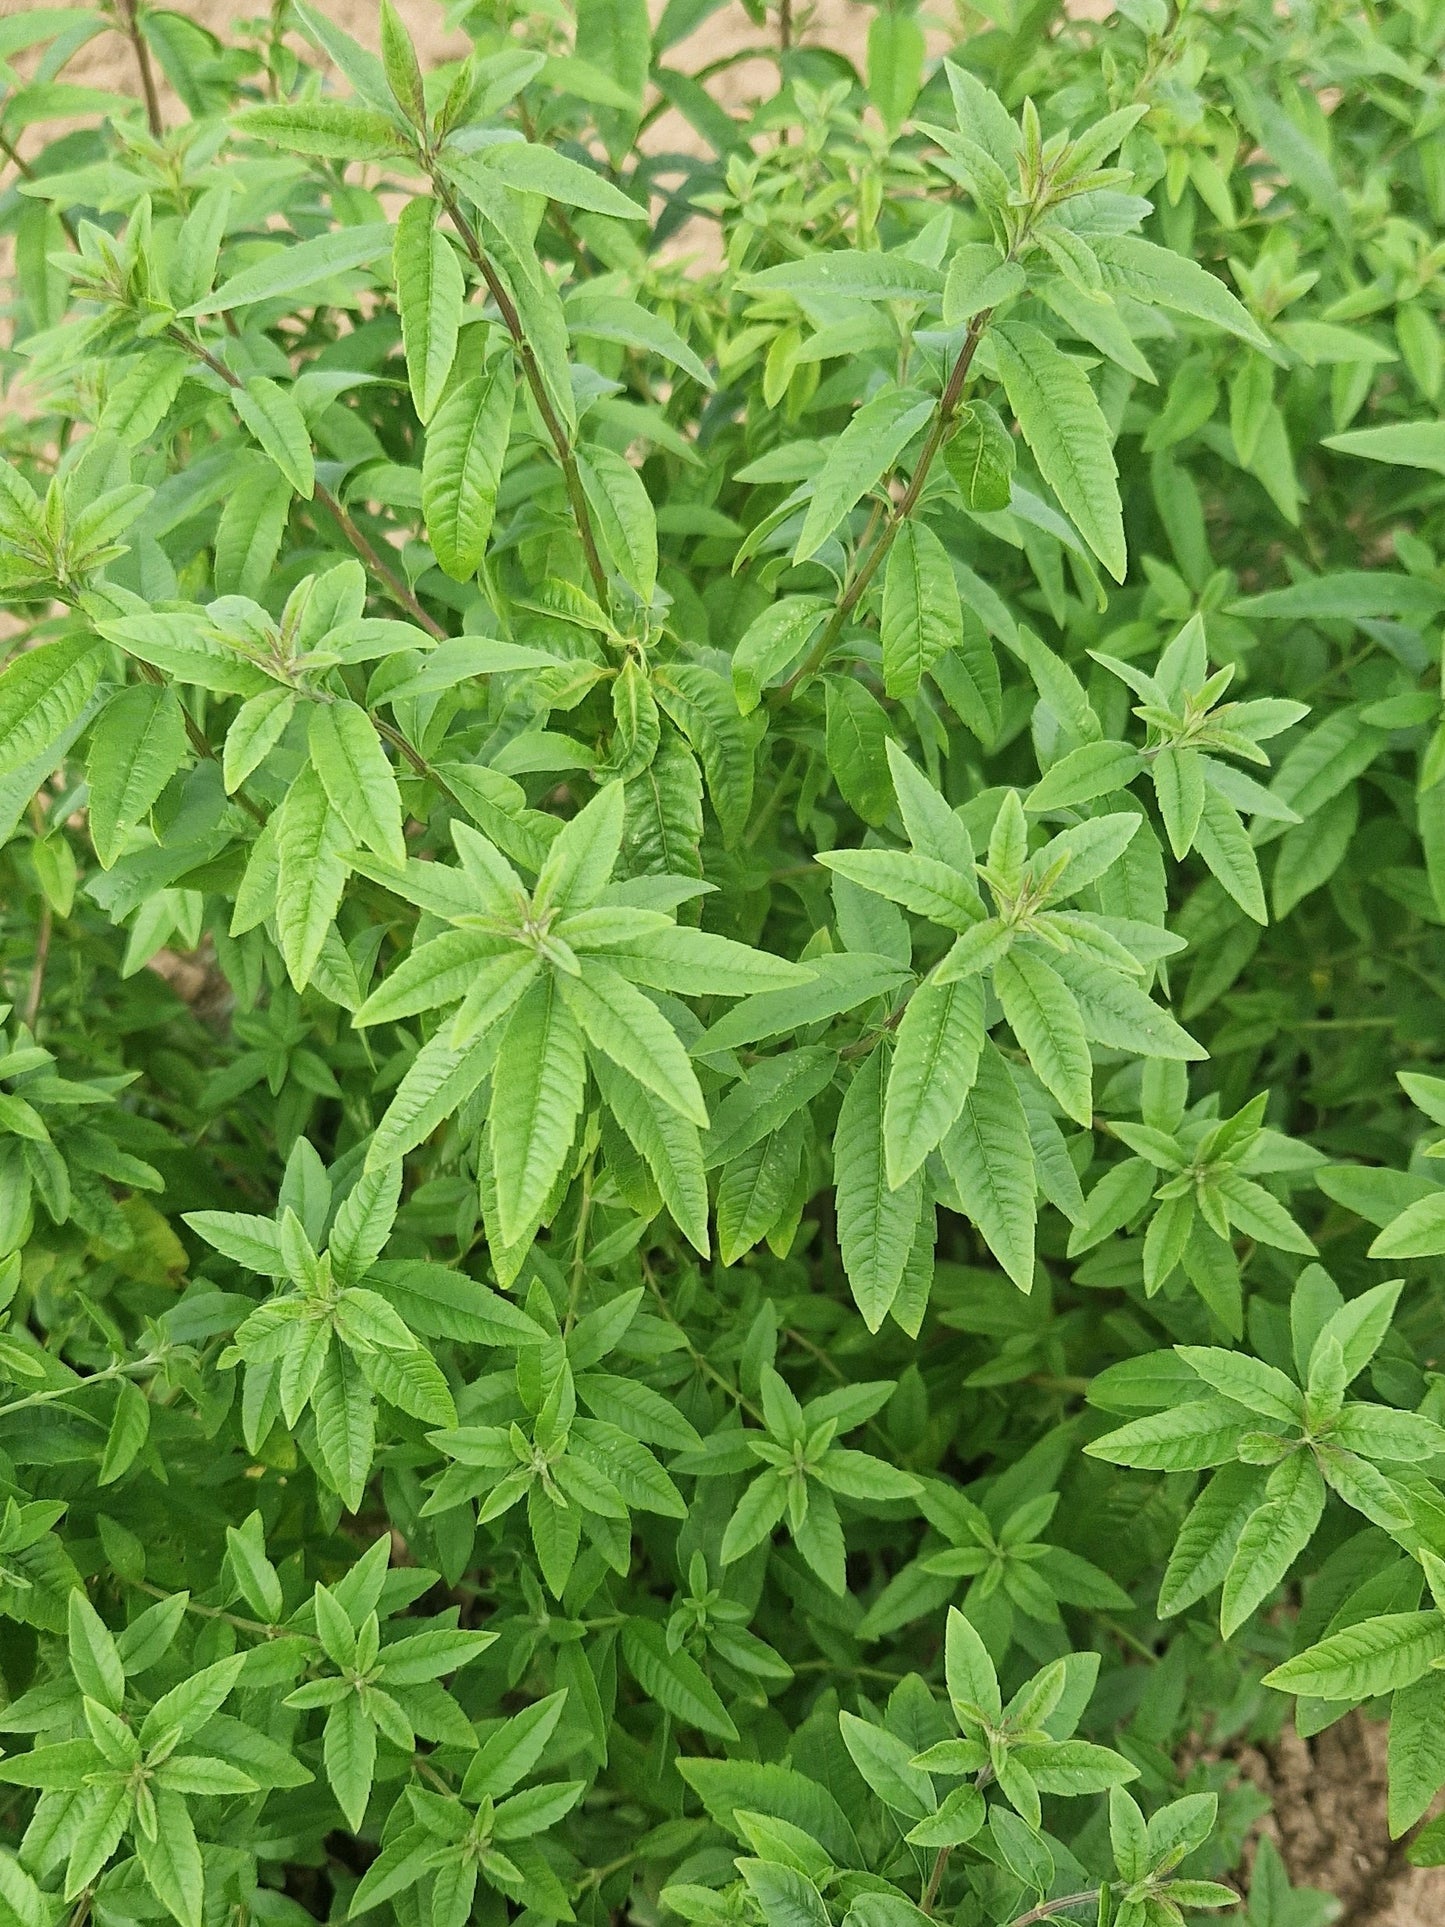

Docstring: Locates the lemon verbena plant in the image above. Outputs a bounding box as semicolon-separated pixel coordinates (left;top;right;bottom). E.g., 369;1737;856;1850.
2;2;1445;1926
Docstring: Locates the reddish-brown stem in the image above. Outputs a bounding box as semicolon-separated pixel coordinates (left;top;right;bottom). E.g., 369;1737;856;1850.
115;0;163;138
313;481;446;640
773;307;993;705
431;182;612;609
169;328;445;639
130;661;267;824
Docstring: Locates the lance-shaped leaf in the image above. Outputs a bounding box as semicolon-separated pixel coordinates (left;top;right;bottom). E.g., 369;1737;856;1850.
393;196;464;423
835;1045;923;1332
490;976;587;1244
422;361;513;580
993;320;1126;582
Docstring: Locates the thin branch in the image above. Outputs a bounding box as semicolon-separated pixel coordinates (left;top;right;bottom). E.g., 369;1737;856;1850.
920;1847;950;1915
169;327;446;639
430;182;613;609
130;660;267;824
313;481;446;640
114;0;163;138
773;307;994;704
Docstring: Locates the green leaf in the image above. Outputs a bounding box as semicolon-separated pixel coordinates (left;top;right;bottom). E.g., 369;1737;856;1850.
86;683;188;868
0;637;104;782
471;141;646;218
233;103;408;164
738;1862;830;1927
1092;235;1272;353
744;251;945;301
136;1791;204;1927
881;520;961;700
940;1041;1036;1290
1158;1462;1267;1618
884;975;985;1187
1086;1399;1247;1472
794;390;934;564
1028;740;1143;814
992;321;1126;581
1322;421;1445;476
835;1046;924;1333
1264;1612;1445;1701
490;976;587;1244
233;378;314;499
393;197;464;424
324;1691;377;1833
1387;1670;1445;1837
993;948;1093;1126
224;687;296;793
561;957;706;1125
1194;790;1266;923
1220;1451;1325;1637
824;679;894;826
274;765;350;991
621;1618;738;1740
578;444;657;600
308;700;406;865
731;596;828;713
98;1379;151;1485
188;222;395;314
422;362;513;580
69;1590;125;1712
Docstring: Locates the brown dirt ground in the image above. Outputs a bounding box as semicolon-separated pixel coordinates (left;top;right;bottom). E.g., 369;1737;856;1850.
5;6;1445;1924
1230;1712;1445;1927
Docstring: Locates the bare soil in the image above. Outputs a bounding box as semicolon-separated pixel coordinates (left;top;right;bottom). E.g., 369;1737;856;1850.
1233;1713;1445;1927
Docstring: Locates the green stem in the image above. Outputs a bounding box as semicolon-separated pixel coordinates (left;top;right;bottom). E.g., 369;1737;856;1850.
643;1260;765;1424
0;1355;156;1423
921;1847;950;1914
1008;1891;1105;1927
131;1578;275;1638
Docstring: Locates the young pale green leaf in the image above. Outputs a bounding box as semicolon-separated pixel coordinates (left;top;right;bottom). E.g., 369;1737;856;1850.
393;197;464;424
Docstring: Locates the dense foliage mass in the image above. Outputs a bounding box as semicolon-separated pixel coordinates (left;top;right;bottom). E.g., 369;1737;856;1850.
2;0;1445;1923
